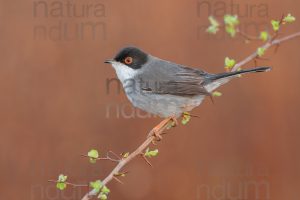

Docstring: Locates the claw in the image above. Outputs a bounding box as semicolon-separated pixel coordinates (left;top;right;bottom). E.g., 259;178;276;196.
171;116;178;126
147;116;177;142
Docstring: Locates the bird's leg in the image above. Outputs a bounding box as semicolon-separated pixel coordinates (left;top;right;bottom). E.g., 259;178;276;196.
148;116;178;142
208;94;215;104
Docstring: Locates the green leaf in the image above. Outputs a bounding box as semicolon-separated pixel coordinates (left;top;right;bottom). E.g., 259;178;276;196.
212;91;222;97
206;25;219;34
208;16;219;27
144;148;159;158
271;20;280;31
181;112;191;125
88;149;99;164
257;47;266;57
223;15;239;37
224;57;236;70
56;182;67;190
98;194;108;200
224;15;239;26
259;31;269;42
207;16;220;34
58;174;68;182
56;174;68;190
90;180;109;198
225;25;237;37
122;152;129;158
283;13;296;23
90;180;103;193
101;186;110;195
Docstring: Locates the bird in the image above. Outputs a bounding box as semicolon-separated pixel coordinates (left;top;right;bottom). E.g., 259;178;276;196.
105;46;271;137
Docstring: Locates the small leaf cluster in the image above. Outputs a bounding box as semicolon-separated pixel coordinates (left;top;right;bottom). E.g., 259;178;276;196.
212;91;222;97
224;57;236;71
257;47;266;57
271;13;296;32
90;180;110;200
257;13;296;57
283;13;296;23
207;15;240;37
206;16;220;34
259;31;269;42
207;13;296;41
207;14;296;64
144;148;159;158
181;112;191;125
88;149;99;163
56;174;68;190
224;15;240;37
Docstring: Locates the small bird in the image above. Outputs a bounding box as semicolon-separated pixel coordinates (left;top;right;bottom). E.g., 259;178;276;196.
105;46;270;135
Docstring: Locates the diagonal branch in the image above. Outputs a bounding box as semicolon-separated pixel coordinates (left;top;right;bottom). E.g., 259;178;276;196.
81;31;300;200
81;119;172;200
231;31;300;72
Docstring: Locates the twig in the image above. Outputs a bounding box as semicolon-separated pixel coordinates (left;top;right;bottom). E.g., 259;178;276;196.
80;154;119;163
81;119;172;200
231;31;300;72
48;180;88;188
236;28;260;41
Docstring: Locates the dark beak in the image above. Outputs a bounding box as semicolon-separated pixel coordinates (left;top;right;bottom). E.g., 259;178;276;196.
104;59;114;64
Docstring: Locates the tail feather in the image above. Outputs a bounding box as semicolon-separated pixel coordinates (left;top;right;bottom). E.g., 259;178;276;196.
208;66;271;81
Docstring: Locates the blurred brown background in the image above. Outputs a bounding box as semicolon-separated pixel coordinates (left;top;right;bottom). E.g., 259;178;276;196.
0;0;300;199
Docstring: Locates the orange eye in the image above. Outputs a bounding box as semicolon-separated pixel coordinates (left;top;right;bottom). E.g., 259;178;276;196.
124;57;133;65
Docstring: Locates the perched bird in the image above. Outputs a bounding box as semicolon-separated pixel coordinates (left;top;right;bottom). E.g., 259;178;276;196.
105;46;270;136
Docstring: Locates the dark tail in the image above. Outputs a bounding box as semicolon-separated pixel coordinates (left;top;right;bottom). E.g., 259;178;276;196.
208;66;271;81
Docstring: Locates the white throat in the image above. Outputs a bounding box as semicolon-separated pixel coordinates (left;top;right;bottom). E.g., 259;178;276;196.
111;62;138;84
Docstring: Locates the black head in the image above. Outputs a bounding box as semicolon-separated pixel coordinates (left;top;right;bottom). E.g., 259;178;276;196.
112;47;148;69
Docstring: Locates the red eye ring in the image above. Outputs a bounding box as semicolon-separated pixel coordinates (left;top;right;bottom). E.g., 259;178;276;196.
124;57;133;65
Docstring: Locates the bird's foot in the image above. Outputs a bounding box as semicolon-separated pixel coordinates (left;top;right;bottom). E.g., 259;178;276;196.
148;116;178;143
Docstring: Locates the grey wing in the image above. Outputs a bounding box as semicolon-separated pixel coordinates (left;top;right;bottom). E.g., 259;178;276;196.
135;58;210;97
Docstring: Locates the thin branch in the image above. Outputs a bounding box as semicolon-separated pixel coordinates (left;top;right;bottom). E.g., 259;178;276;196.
48;180;88;188
231;31;300;72
236;28;260;41
80;154;120;163
81;118;172;200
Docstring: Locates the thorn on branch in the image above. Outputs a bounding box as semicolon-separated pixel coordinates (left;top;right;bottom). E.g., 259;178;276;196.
107;151;121;160
140;153;153;167
274;44;280;54
112;176;124;184
114;171;129;177
237;28;260;41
